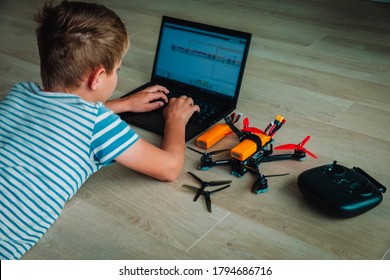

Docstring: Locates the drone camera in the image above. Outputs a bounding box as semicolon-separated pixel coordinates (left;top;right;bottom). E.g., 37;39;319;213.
196;123;231;149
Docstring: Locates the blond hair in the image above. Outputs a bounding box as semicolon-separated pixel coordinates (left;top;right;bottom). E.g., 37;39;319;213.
35;1;129;91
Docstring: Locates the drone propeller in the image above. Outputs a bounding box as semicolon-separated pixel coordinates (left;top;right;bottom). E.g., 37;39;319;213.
182;183;230;213
204;185;231;212
245;166;289;178
263;173;290;178
187;146;230;156
241;117;264;134
274;135;317;159
225;117;264;136
187;172;232;201
182;184;199;192
187;172;232;187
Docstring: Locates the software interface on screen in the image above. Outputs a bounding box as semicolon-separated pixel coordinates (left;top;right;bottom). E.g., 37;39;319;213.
154;22;247;98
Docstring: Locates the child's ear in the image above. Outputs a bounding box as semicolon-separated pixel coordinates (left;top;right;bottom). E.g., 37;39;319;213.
89;67;106;91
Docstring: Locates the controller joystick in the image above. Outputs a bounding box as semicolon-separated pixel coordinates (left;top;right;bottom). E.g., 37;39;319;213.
298;161;386;218
349;182;373;196
322;160;344;175
331;160;345;175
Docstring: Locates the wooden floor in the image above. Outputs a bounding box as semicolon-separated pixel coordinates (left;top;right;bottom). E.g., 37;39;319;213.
1;0;389;260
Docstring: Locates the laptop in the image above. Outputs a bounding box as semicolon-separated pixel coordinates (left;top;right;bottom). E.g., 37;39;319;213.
119;16;251;141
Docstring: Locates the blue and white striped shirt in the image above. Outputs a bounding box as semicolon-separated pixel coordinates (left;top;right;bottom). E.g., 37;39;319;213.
0;82;139;259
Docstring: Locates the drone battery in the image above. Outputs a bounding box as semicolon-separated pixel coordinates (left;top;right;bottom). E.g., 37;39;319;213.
231;133;272;161
196;123;231;149
231;139;257;161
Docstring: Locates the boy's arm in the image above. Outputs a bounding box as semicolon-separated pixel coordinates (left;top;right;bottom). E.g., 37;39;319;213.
105;85;169;114
114;96;200;181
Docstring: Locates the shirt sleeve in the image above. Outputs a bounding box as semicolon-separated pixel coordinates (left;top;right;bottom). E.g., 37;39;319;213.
90;105;139;166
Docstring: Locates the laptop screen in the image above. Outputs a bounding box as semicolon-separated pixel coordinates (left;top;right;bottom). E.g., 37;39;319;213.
152;17;251;100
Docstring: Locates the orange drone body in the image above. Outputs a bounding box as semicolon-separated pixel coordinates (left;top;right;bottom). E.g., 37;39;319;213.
231;133;272;161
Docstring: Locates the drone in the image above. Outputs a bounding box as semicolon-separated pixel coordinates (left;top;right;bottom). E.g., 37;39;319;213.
188;113;317;194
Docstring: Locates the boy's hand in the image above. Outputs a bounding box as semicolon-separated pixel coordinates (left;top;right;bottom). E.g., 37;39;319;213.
127;85;170;112
163;95;200;125
105;85;169;114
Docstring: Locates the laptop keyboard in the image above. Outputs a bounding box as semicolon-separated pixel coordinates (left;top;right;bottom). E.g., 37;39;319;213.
164;91;223;123
192;98;222;123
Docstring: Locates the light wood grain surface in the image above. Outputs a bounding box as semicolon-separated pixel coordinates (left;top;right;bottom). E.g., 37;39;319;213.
1;0;389;260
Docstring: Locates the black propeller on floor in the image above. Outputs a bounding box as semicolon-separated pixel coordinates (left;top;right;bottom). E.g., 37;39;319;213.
183;172;231;212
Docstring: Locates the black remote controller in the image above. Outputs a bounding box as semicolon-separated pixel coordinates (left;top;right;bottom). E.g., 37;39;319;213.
297;161;386;218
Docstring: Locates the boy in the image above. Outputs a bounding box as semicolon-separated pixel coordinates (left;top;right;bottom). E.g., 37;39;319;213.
0;1;199;259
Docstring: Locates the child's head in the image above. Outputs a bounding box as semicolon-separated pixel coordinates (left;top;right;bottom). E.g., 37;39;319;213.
35;1;129;91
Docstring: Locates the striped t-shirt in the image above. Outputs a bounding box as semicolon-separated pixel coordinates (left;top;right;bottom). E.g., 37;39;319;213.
0;82;139;259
